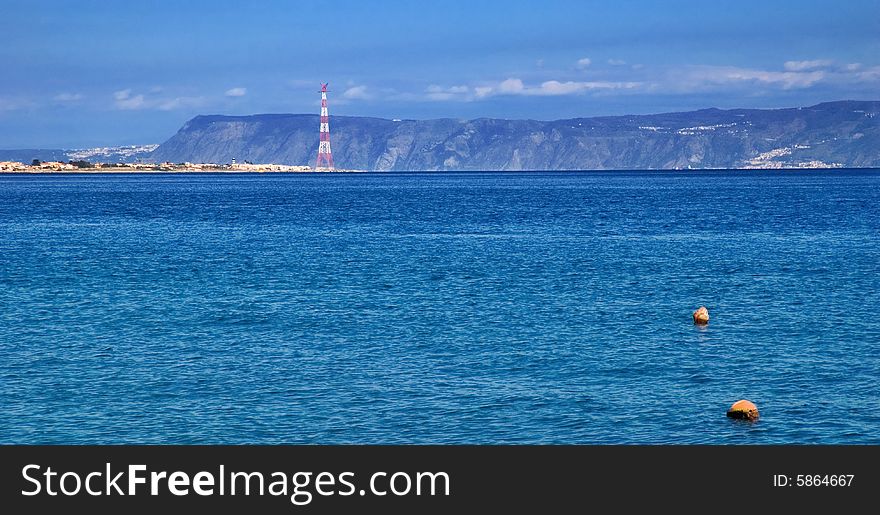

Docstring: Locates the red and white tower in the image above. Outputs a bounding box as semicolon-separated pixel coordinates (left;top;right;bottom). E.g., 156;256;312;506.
316;82;334;170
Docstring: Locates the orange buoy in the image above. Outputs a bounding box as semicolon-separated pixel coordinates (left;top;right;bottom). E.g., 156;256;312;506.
693;306;709;325
727;399;759;421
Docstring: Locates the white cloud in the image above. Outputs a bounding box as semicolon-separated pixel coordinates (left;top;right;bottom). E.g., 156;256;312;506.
116;95;146;109
856;65;880;81
474;86;494;98
342;85;371;100
113;89;146;110
475;77;641;98
426;85;468;94
423;58;876;103
157;96;207;111
0;97;33;111
783;59;832;71
576;57;592;69
425;84;470;101
498;78;525;93
53;92;83;103
540;81;594;95
114;89;132;101
607;59;627;66
662;59;880;93
113;89;206;110
225;87;247;97
689;66;826;89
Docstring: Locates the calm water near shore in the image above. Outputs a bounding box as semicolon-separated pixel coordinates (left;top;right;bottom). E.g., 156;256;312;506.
1;170;878;444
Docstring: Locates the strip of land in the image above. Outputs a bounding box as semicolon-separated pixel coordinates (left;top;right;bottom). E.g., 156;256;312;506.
0;161;362;173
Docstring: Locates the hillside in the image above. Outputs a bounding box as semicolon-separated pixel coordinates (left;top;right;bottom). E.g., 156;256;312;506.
8;101;877;170
148;101;880;170
0;145;157;165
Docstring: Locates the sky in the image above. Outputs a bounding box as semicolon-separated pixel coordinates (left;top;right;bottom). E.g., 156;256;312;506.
1;0;878;148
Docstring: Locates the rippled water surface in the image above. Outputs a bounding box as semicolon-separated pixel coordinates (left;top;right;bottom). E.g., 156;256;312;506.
1;170;878;443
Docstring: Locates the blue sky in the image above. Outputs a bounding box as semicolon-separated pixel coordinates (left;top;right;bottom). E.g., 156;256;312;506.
1;0;878;147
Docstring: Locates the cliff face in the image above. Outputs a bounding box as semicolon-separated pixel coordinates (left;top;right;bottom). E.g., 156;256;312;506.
149;101;880;170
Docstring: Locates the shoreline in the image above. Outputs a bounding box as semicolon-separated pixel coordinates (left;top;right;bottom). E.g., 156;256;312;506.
0;165;366;174
0;169;367;174
1;167;876;174
0;159;364;173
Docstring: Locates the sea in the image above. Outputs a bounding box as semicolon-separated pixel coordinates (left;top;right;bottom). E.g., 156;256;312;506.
1;170;878;444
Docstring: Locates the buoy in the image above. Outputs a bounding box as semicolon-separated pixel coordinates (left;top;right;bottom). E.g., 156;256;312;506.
727;400;759;421
693;306;709;325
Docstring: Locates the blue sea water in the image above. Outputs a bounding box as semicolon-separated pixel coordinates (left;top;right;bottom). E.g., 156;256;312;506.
0;170;878;444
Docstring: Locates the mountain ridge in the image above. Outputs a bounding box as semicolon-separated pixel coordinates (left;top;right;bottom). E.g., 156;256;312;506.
5;101;878;170
150;100;880;170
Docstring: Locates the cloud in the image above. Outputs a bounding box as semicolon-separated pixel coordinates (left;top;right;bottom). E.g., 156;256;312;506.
0;97;34;111
856;65;880;81
576;57;592;69
416;58;877;104
607;59;627;66
425;84;469;101
113;89;146;110
474;86;494;98
224;87;247;97
497;78;525;94
157;96;207;111
53;92;83;103
783;59;832;71
664;59;880;92
342;85;371;100
475;77;641;98
679;65;829;90
113;89;206;110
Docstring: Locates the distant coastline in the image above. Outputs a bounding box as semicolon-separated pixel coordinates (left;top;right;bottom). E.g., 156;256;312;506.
0;161;363;173
4;100;876;172
1;162;871;174
144;100;878;171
